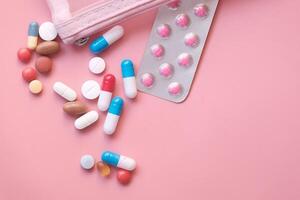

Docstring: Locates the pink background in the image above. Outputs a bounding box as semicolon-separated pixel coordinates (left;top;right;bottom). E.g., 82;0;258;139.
1;0;300;199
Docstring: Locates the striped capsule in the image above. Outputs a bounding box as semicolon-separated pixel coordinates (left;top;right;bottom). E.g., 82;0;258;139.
97;74;115;111
121;59;137;99
27;22;39;50
103;97;123;135
101;151;136;171
89;25;124;54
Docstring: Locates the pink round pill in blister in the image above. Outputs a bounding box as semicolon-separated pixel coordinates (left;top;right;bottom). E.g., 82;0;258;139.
150;44;165;58
156;24;171;39
194;4;209;18
177;53;193;67
175;14;190;28
184;33;200;48
140;73;155;88
168;82;182;96
159;63;174;78
167;0;181;10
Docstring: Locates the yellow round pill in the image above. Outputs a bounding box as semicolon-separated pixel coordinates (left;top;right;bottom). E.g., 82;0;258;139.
29;80;43;94
96;161;111;177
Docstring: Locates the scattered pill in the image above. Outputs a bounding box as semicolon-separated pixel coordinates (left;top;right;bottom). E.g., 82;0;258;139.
39;21;57;41
35;56;52;73
168;82;182;96
103;97;123;135
81;80;100;100
98;74;115;111
96;161;111;177
22;67;37;82
150;44;165;58
29;80;43;94
140;73;155;88
175;14;190;28
121;59;137;99
27;22;39;50
89;57;106;74
117;169;132;185
177;53;193;67
156;24;171;38
80;155;95;170
90;25;124;54
36;41;60;55
159;63;174;78
194;4;209;18
101;151;136;171
53;81;77;101
63;101;88;116
17;48;31;63
74;111;99;130
184;32;200;48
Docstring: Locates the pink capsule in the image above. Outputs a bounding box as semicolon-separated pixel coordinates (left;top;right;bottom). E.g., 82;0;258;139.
184;33;200;48
177;53;193;68
159;63;173;78
194;4;209;18
156;24;171;39
168;82;182;96
175;14;190;28
167;0;181;10
150;44;165;58
140;73;155;88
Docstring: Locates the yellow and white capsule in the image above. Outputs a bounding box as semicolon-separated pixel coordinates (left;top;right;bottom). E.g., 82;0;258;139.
27;22;39;50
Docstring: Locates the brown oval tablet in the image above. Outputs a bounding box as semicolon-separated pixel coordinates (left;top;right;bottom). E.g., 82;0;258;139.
36;41;60;55
63;101;88;116
36;56;52;73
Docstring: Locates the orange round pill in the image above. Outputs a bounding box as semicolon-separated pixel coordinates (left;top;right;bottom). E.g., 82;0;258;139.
29;80;43;94
96;161;111;177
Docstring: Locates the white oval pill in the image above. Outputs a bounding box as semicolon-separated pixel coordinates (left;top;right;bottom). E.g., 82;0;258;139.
80;154;95;170
53;82;77;101
89;57;106;74
74;111;99;130
81;80;100;100
39;22;57;41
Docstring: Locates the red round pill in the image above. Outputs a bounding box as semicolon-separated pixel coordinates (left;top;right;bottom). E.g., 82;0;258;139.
17;48;32;63
22;67;37;82
117;169;132;185
35;56;53;73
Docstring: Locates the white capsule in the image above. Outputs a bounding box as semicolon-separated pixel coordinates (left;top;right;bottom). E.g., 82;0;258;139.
123;77;138;99
118;155;137;171
103;113;120;135
98;90;112;111
53;82;77;101
103;25;124;45
74;111;99;130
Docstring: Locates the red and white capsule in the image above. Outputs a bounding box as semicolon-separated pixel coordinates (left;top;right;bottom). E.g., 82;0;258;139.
97;74;116;111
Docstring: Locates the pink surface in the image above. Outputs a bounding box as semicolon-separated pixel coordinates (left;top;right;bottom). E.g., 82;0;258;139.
1;0;300;199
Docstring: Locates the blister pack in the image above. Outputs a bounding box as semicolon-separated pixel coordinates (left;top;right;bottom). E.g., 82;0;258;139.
137;0;219;103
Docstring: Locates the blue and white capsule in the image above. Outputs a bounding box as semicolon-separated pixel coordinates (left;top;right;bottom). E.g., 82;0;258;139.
121;59;138;99
101;151;136;171
89;25;124;54
27;22;39;50
103;97;124;135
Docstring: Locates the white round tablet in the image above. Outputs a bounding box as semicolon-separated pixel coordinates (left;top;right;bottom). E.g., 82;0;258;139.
80;155;95;170
89;57;106;74
81;80;100;100
39;21;58;41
